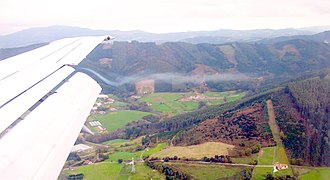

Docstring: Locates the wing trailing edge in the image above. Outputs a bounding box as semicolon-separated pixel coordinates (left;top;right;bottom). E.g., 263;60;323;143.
0;36;110;179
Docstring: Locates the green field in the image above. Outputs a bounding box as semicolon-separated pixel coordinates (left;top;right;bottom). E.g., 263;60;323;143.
275;147;290;164
205;91;246;105
275;168;294;178
165;162;245;179
61;138;167;179
258;147;275;165
143;143;167;157
254;145;293;178
108;151;142;162
103;138;166;162
252;167;273;180
62;162;123;180
90;110;153;132
106;137;145;152
139;93;197;115
102;139;130;146
293;167;330;180
130;163;165;180
152;142;234;159
140;91;246;115
106;138;144;162
252;166;293;179
62;162;165;180
111;101;128;107
232;153;258;164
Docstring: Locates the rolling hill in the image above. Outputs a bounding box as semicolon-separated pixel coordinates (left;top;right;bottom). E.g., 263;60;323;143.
79;34;330;94
1;25;328;48
111;75;329;166
2;29;330;95
258;31;330;44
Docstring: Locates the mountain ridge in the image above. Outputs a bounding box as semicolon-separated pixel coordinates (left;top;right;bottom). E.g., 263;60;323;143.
83;37;330;77
1;25;329;48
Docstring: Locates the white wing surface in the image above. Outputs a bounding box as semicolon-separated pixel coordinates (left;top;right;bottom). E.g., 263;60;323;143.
0;36;107;179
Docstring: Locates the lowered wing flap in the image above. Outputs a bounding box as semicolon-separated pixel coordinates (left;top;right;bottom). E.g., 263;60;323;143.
0;36;108;180
0;66;75;133
0;73;101;180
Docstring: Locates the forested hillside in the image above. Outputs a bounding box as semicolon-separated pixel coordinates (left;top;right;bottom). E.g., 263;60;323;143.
86;90;274;143
79;37;330;96
84;39;330;77
84;75;329;166
272;77;330;166
172;102;275;147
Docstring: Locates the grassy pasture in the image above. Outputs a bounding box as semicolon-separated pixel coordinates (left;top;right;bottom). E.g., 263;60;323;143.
62;162;165;180
165;162;245;179
275;146;290;164
102;139;130;146
139;93;197;115
107;143;167;162
151;142;234;159
252;167;273;180
293;166;330;180
258;147;275;165
62;162;123;180
143;143;167;157
108;151;142;162
139;91;246;115
232;153;258;164
90;110;153;132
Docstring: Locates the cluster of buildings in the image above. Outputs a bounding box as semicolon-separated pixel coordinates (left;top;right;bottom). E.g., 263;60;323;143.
273;162;288;172
91;94;116;114
71;144;92;153
89;121;106;133
135;80;155;95
179;94;207;102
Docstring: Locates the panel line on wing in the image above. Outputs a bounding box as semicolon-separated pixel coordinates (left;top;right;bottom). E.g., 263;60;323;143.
0;73;101;179
0;35;110;180
0;38;81;82
39;38;81;61
0;65;70;109
31;73;101;179
0;71;18;82
56;42;82;63
0;68;76;139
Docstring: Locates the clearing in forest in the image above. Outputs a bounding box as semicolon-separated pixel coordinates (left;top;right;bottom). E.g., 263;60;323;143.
252;100;293;179
266;100;281;145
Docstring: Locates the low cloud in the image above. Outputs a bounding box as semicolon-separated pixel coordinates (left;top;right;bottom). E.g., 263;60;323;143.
80;68;254;87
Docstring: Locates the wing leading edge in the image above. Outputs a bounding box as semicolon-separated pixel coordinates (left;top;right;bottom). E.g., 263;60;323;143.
0;36;109;179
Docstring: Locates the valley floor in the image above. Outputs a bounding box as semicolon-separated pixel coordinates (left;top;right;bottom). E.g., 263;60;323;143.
59;93;329;180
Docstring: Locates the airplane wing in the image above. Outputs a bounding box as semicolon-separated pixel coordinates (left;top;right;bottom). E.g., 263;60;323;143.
0;36;108;179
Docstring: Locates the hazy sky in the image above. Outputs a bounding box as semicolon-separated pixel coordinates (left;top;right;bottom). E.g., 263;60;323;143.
1;0;330;35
